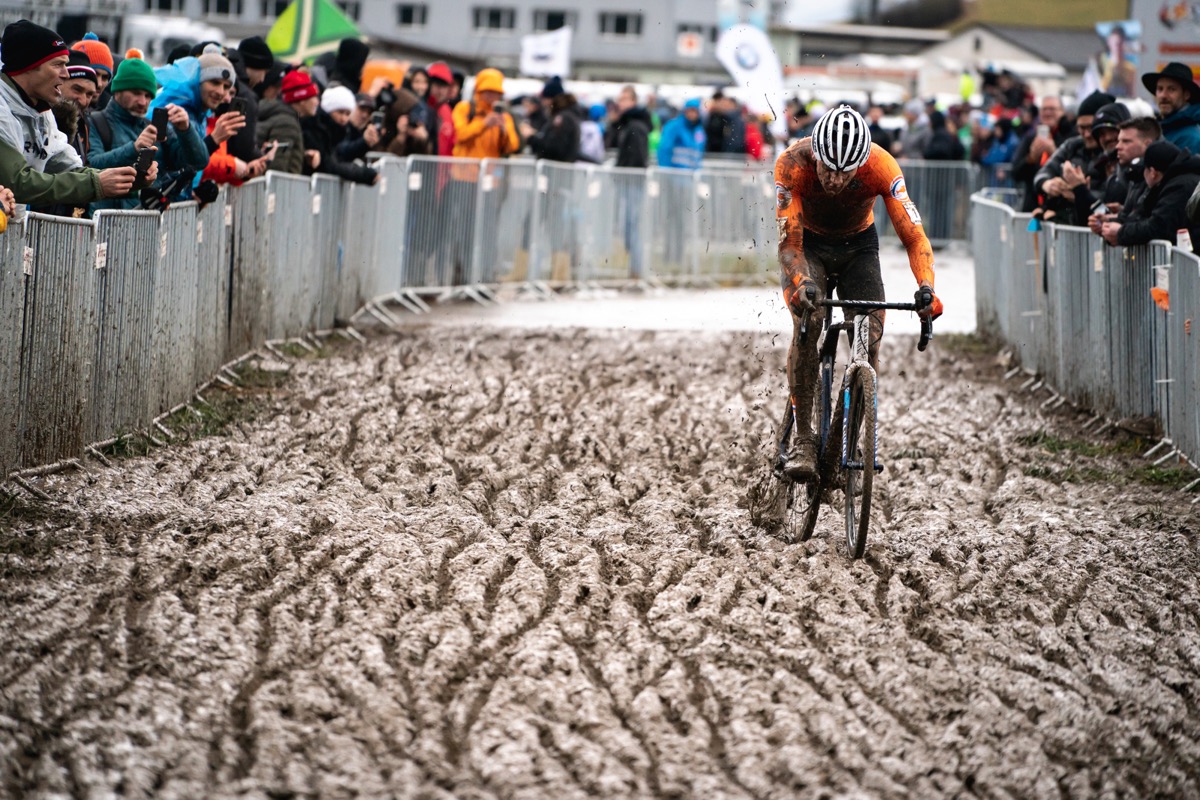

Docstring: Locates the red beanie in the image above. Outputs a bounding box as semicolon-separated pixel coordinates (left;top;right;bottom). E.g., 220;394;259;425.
281;70;318;104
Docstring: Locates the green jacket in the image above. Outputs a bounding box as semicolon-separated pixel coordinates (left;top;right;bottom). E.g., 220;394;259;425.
0;136;102;206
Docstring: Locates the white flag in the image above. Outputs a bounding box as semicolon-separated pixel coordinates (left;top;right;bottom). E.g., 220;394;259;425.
716;24;787;140
520;26;572;78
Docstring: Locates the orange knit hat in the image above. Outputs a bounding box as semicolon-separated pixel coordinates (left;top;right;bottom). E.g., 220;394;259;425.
72;32;113;76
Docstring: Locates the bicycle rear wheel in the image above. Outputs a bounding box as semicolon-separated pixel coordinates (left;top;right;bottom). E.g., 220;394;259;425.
843;372;876;559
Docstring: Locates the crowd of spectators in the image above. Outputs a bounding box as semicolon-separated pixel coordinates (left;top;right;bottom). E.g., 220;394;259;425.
3;18;1200;256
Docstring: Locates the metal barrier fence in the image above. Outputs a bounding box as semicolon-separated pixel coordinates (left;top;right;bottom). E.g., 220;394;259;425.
972;193;1200;471
4;155;992;475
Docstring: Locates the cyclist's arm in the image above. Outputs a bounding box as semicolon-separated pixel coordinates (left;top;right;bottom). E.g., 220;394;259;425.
873;152;935;287
774;149;810;300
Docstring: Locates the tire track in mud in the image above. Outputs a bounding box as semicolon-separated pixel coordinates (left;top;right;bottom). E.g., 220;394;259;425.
2;326;1198;798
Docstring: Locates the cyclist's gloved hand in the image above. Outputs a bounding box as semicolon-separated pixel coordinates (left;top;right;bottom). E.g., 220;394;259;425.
915;284;944;320
785;277;822;316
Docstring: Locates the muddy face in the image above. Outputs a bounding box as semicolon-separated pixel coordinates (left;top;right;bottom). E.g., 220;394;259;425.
1;327;1195;797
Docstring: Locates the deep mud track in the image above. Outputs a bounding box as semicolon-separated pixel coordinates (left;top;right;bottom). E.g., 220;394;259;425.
2;326;1197;799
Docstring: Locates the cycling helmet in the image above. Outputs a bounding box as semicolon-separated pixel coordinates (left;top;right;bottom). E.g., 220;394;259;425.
811;104;872;172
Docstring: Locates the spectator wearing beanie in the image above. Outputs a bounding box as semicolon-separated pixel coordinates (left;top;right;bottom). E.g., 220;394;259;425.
301;84;378;185
217;46;263;167
89;54;208;211
50;51;99;169
257;70;315;175
524;75;581;163
0;20;148;207
1033;90;1115;224
1103;139;1200;248
72;32;114;110
237;37;274;88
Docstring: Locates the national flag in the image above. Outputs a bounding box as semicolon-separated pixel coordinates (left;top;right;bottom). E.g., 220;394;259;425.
267;0;363;64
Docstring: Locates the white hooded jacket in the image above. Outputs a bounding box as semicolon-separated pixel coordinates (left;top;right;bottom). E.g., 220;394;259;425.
0;73;83;174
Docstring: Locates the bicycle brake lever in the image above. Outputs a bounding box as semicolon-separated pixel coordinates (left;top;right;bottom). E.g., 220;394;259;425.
918;317;933;352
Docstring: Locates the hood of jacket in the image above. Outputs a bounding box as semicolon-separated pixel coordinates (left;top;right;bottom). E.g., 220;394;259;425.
151;57;207;124
257;96;298;124
1161;148;1200;181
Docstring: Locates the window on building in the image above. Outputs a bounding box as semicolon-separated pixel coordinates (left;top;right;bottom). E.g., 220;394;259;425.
336;0;360;20
147;0;182;11
677;22;718;44
472;7;516;31
397;3;427;26
260;0;289;18
203;0;244;16
599;12;642;37
533;9;574;31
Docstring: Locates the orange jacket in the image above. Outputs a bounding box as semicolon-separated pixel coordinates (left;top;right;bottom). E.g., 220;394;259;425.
202;115;243;186
450;95;520;181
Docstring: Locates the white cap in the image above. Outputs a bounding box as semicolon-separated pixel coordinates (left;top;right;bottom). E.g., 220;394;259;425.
321;85;356;114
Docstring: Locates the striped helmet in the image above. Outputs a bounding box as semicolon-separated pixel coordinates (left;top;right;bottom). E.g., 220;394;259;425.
811;105;872;172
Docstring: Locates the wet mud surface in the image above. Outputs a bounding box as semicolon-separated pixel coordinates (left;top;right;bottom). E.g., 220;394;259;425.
2;326;1198;798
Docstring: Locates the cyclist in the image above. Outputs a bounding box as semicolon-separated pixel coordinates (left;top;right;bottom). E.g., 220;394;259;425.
775;104;943;480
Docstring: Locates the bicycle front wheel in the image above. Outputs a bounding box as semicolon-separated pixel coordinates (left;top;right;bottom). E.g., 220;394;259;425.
843;372;876;559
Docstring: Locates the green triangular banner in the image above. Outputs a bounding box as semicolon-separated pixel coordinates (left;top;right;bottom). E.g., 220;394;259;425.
267;0;363;63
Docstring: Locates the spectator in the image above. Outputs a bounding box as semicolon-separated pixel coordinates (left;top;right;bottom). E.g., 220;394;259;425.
866;105;893;151
450;70;465;108
379;85;432;157
302;85;378;184
657;97;706;169
520;94;548;134
221;46;261;167
1101;140;1200;249
426;61;457;156
71;32;113;109
744;108;766;160
55;51;100;160
1141;62;1200;153
525;76;580;163
1061;102;1131;223
404;66;430;105
579;104;606;163
606;85;650;168
923;110;965;160
237;36;274;91
895;98;930;157
606;85;651;278
312;38;370;92
151;45;245;198
1032;90;1114;224
1088;117;1161;238
337;91;382;160
704;91;746;154
0;20;144;208
88;53;208;210
1012;95;1073;212
450;67;519;282
257;69;313;175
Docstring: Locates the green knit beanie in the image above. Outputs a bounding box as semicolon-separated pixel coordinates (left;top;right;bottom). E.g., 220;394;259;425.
110;56;158;96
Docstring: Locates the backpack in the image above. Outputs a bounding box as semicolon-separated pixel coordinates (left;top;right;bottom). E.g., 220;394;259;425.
578;120;604;164
89;109;114;151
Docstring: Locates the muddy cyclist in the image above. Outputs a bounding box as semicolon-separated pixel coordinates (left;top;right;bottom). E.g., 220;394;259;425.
775;104;944;480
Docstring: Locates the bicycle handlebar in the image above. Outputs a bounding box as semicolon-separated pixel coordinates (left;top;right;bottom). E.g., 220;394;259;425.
797;292;935;351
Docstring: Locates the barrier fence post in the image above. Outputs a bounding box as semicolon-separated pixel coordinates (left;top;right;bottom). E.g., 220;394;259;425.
0;221;26;473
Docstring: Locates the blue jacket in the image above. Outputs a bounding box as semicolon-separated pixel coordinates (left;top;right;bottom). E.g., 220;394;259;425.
1160;102;1200;154
87;101;209;210
657;113;706;169
149;57;215;200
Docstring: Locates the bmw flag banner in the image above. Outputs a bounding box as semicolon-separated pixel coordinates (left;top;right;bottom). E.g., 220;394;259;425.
520;27;572;78
716;24;787;140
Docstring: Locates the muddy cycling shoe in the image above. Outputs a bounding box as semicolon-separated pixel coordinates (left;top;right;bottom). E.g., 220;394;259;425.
783;433;820;481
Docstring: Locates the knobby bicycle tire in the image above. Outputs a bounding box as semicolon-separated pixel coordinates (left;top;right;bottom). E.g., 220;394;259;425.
844;371;876;559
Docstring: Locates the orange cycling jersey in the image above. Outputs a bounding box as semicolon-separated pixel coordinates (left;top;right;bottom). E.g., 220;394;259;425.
774;139;935;289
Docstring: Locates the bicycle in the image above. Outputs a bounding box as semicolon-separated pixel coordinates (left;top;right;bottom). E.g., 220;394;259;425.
773;290;934;558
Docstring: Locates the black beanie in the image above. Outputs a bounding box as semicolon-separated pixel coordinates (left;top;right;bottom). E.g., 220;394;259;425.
1144;140;1181;173
66;49;98;85
238;36;273;70
541;75;564;99
1077;90;1116;118
1;20;69;76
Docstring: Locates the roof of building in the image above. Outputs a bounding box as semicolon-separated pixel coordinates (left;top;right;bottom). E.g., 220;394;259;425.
961;23;1102;72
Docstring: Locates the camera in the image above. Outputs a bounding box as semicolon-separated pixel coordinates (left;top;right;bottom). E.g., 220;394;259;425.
134;146;155;183
492;101;508;115
376;82;396;110
370;110;385;128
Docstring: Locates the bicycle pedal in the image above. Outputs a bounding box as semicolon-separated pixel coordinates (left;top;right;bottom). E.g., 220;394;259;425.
874;462;884;473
